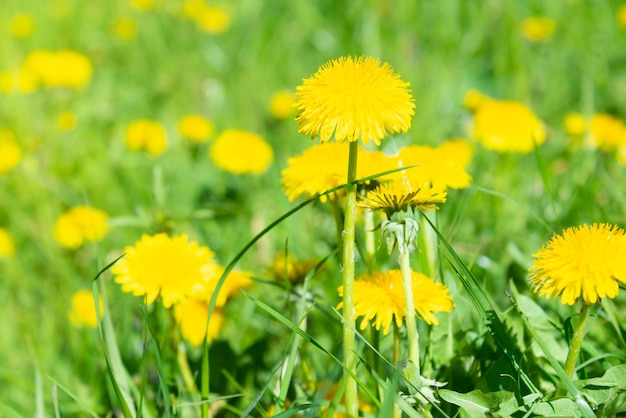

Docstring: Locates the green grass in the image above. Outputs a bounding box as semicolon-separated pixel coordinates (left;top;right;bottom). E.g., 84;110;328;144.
2;0;626;416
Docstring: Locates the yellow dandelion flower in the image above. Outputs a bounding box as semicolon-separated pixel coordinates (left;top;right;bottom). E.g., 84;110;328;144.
9;14;36;38
53;206;110;249
69;290;104;328
471;99;546;153
210;129;273;174
174;301;224;346
563;112;587;136
463;89;492;112
113;17;138;41
358;179;447;219
112;233;220;307
618;3;626;29
178;114;215;143
57;111;77;132
269;90;296;119
195;6;230;34
182;0;206;19
529;224;626;306
0;130;22;175
270;253;319;283
521;17;556;42
130;0;155;11
0;228;15;257
588;113;626;152
125;119;167;156
29;50;93;89
295;56;415;145
200;267;252;307
338;269;454;334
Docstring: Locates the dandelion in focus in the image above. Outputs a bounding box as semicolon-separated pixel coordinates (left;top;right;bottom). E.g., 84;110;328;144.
53;206;110;249
69;290;104;328
174;300;224;346
9;14;36;38
521;17;556;42
210;129;273;174
359;180;447;220
269;90;296;119
0;228;15;257
0;130;22;175
57;111;77;132
178;114;215;143
125;119;168;156
588;113;626;152
113;17;138;41
338;270;454;335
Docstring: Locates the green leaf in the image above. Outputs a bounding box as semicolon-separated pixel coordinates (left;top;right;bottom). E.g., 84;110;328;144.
576;364;626;405
438;389;514;417
529;398;584;417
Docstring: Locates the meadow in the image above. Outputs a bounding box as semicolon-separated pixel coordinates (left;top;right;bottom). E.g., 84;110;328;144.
2;0;626;417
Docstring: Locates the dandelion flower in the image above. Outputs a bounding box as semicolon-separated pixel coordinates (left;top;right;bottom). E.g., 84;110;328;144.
0;130;22;175
463;89;492;112
529;224;626;305
201;267;252;307
295;56;415;145
57;111;77;132
471;99;546;153
9;14;36;38
69;290;104;328
112;233;220;307
174;301;224;346
563;112;587;136
125;119;167;156
0;228;15;257
210;129;273;174
618;3;626;29
131;0;155;11
588;113;626;152
53;206;109;249
178;114;215;143
195;6;230;34
113;17;138;40
521;17;556;42
358;179;446;219
269;90;296;119
271;253;319;283
338;269;454;334
23;50;93;89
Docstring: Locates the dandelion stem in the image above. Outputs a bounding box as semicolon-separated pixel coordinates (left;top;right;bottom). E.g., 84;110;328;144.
342;140;359;418
399;242;420;375
563;303;592;379
364;208;376;271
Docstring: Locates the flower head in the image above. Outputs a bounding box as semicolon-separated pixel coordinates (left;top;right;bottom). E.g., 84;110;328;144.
358;179;446;219
270;253;319;283
200;268;252;307
174;300;224;346
69;290;104;328
210;129;273;174
53;206;110;249
618;3;626;29
338;269;454;334
57;111;77;132
588;113;626;152
295;56;415;145
112;233;219;308
131;0;155;11
125;119;167;155
0;228;15;257
113;17;138;40
529;224;626;305
563;112;587;137
269;90;296;119
9;14;36;38
194;5;230;34
23;50;93;89
0;130;22;175
463;89;492;112
521;17;556;42
471;99;546;153
178;114;215;143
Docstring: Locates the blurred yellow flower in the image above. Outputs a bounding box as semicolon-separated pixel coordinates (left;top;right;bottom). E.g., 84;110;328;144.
588;113;626;151
9;14;36;38
618;3;626;29
23;50;93;89
295;56;415;145
112;233;219;307
210;129;273;174
0;130;22;175
338;269;454;334
471;99;546;153
182;0;206;19
521;17;556;42
563;112;587;136
174;301;224;346
195;5;230;34
269;90;296;119
201;267;251;307
463;89;492;112
69;290;104;328
130;0;155;11
529;224;626;305
618;146;626;166
113;17;138;40
358;179;446;219
0;228;15;257
57;111;77;131
53;206;110;249
125;119;167;155
0;69;38;94
271;253;319;283
178;114;215;143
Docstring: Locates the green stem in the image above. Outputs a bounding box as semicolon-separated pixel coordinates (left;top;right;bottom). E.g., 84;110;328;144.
342;141;359;418
363;208;376;271
419;210;438;278
563;303;592;378
398;243;420;375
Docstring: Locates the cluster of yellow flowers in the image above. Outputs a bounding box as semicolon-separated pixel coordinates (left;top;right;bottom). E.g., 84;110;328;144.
181;0;230;34
563;111;626;163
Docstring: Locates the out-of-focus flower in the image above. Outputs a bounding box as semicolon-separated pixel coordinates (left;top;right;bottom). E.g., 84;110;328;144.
338;269;454;334
53;206;110;249
271;253;319;283
471;99;546;153
22;50;93;89
182;0;206;19
521;17;556;42
130;0;155;11
113;17;138;40
0;228;15;257
295;56;415;145
9;14;36;38
125;119;167;155
588;113;626;152
618;3;626;29
69;290;104;328
529;224;626;305
563;112;587;136
57;111;77;131
196;5;230;34
112;233;219;307
0;69;38;94
463;89;492;112
210;129;273;174
174;300;224;346
0;130;22;175
269;90;296;119
178;114;215;143
617;146;626;166
197;267;252;307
